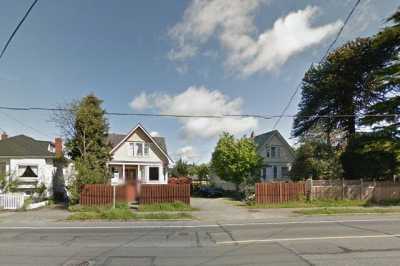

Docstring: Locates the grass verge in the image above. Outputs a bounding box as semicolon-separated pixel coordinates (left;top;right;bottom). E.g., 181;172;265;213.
67;204;194;221
247;199;368;209
294;207;400;216
138;202;198;212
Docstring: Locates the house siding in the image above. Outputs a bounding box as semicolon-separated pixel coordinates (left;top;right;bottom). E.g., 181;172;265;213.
112;130;168;164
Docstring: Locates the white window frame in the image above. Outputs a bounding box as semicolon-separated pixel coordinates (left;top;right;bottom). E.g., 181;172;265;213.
130;142;150;157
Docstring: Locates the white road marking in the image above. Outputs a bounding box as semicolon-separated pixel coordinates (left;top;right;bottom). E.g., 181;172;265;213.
0;218;399;230
217;234;400;245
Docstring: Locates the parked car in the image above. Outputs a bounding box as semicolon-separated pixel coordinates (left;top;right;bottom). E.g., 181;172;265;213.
198;187;224;198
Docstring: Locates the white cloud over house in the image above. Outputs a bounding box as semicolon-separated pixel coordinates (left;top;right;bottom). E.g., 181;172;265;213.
130;92;149;110
129;86;258;139
175;145;199;162
168;0;343;76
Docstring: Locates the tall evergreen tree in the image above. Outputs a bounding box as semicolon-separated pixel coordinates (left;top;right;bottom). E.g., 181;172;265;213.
361;9;400;137
294;9;400;143
66;94;111;189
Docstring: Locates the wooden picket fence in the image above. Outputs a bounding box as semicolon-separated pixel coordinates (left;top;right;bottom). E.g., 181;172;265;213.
0;193;25;210
139;184;191;205
80;183;137;206
255;182;306;204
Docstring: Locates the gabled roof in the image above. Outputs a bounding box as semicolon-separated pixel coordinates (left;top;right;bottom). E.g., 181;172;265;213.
108;124;173;163
0;135;55;158
253;130;295;157
253;130;277;148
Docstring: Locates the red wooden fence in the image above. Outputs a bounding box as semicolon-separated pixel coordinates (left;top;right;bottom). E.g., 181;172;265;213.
80;183;137;206
139;184;191;205
256;182;306;204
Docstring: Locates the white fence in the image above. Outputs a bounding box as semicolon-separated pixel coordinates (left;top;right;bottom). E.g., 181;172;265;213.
0;193;25;210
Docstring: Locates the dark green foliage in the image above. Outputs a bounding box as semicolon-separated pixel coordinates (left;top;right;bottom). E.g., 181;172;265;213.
293;8;400;180
195;163;209;183
290;141;342;181
211;133;263;191
63;94;111;203
341;132;399;180
170;159;191;177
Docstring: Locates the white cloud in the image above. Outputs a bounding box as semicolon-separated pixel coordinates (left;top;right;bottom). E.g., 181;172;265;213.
150;131;160;137
129;92;149;111
130;86;258;139
176;146;199;162
169;1;342;76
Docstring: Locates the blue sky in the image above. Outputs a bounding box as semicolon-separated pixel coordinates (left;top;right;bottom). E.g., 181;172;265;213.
0;0;398;162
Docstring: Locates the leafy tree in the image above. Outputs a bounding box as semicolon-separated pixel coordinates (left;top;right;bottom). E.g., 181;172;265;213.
211;133;263;192
170;159;190;177
341;132;399;180
290;141;343;181
195;164;209;184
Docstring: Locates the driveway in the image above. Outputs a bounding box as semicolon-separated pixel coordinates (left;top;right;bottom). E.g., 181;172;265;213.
191;197;294;222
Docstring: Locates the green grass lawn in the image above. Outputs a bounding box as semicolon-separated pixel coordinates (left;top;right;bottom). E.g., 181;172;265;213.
138;202;198;212
294;207;400;216
67;204;194;221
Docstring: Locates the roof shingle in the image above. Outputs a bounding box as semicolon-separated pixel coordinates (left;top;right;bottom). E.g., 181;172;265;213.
0;135;55;158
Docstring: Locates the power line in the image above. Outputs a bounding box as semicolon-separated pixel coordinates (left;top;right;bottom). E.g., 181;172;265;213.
272;0;362;129
0;105;397;120
0;110;52;139
0;0;39;61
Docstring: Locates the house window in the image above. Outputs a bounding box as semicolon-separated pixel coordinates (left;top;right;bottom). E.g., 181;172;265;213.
18;165;38;177
149;167;159;181
262;168;266;180
282;167;289;178
130;142;150;157
271;146;280;158
266;146;270;158
273;166;278;179
135;142;143;156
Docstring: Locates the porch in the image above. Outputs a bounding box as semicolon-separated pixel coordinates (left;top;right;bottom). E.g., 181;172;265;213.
108;162;167;185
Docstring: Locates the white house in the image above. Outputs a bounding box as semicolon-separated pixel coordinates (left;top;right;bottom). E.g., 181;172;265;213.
253;130;295;181
0;124;172;197
0;133;72;197
107;124;173;185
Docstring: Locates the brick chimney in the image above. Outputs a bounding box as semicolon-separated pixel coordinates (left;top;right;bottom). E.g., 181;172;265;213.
1;132;8;140
54;138;63;158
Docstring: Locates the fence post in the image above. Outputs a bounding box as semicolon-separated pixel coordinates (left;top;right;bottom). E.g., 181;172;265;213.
279;182;283;203
360;178;363;200
341;178;345;200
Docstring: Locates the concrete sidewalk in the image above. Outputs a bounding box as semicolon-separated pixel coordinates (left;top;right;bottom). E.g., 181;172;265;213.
191;197;294;222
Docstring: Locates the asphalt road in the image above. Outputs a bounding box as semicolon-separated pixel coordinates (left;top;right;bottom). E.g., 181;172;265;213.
1;218;400;266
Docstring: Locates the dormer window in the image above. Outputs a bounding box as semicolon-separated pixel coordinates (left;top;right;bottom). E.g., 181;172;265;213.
130;142;150;157
266;145;280;158
271;146;280;158
136;142;143;156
